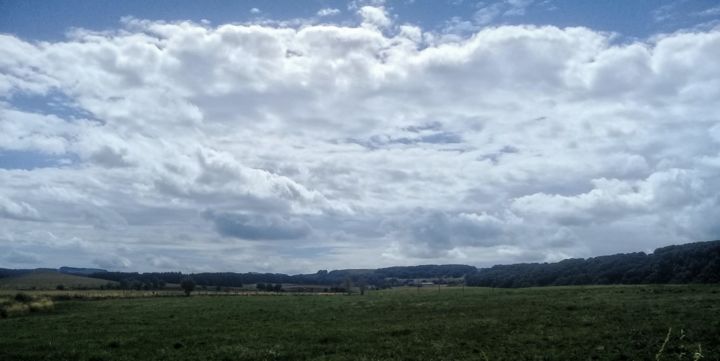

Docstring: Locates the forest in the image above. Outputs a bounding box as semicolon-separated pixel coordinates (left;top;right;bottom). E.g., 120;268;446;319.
466;240;720;287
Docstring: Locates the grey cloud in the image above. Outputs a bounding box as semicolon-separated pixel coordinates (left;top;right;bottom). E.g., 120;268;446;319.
147;255;181;269
82;207;129;230
349;131;463;149
0;196;42;221
88;146;133;168
4;249;40;264
204;211;312;240
93;255;132;270
388;210;508;258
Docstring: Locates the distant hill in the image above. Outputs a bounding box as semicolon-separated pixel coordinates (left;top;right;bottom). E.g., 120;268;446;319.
0;270;117;290
2;241;718;289
0;267;108;279
0;268;35;279
59;266;108;276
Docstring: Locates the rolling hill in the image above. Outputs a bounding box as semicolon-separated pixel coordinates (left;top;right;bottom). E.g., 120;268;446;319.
0;270;117;290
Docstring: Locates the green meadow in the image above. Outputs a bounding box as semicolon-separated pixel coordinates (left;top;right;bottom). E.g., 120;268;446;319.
1;285;719;361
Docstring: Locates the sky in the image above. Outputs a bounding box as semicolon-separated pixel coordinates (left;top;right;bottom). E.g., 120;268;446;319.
1;0;719;274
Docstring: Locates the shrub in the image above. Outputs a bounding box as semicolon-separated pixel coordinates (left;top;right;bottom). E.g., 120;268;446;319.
14;293;33;303
51;294;73;301
28;299;54;313
5;303;30;317
0;296;54;318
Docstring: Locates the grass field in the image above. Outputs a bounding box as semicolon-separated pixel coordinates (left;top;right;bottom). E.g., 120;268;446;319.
1;285;719;360
0;271;117;290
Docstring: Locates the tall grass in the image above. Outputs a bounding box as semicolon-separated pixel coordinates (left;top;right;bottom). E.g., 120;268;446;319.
0;293;54;318
656;327;704;360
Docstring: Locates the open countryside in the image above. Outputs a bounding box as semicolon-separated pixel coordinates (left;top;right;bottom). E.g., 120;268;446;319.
2;1;720;359
2;240;720;360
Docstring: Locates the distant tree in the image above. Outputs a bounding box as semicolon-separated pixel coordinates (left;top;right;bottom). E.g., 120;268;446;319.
14;293;32;303
343;277;353;295
129;279;142;290
56;284;65;290
150;277;164;289
357;278;367;295
273;283;283;292
256;283;266;291
119;279;130;290
180;278;196;296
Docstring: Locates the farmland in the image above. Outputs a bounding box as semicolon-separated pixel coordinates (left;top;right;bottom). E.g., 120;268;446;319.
1;285;719;360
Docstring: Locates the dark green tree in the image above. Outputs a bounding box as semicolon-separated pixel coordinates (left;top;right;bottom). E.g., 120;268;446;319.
180;278;196;296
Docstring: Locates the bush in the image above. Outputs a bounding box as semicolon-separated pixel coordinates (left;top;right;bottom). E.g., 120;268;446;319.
28;299;54;313
56;284;65;290
51;294;73;301
0;307;7;319
5;303;30;317
14;293;33;303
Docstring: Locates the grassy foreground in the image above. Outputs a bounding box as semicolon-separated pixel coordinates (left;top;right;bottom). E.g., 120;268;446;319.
1;285;719;361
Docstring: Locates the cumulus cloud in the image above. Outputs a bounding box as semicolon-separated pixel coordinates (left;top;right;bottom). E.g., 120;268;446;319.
1;11;719;271
358;6;391;28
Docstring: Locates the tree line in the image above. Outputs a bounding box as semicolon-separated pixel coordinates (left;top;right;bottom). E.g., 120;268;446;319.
82;265;476;289
3;241;717;289
466;240;720;287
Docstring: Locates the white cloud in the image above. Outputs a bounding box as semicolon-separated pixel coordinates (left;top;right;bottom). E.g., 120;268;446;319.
358;6;391;28
317;8;341;17
696;6;720;17
93;255;132;270
0;15;719;271
474;3;504;25
472;0;535;25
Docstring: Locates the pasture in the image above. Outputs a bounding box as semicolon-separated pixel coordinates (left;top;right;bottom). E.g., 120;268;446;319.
1;285;719;360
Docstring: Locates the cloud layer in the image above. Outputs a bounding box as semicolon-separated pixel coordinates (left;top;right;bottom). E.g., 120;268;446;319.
1;7;719;272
